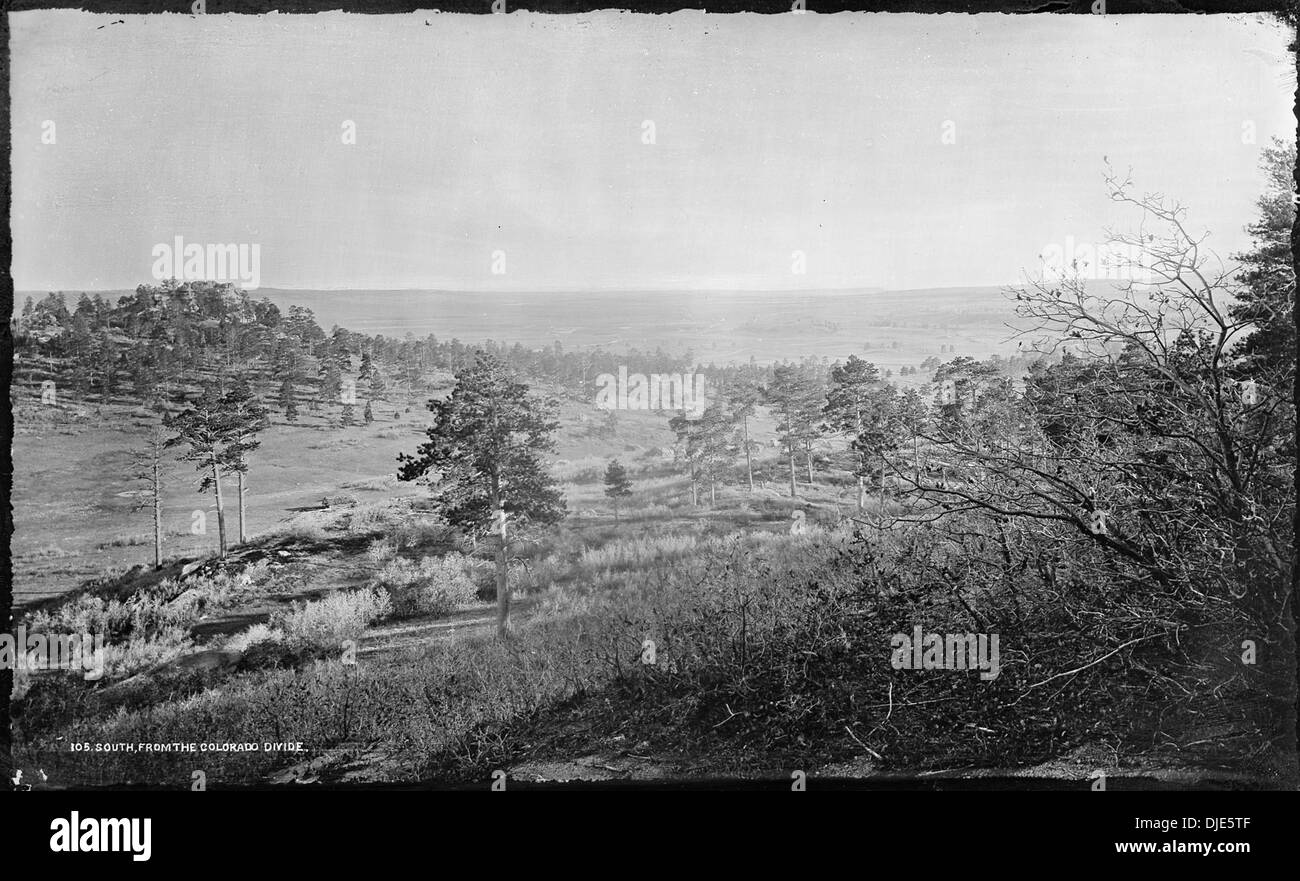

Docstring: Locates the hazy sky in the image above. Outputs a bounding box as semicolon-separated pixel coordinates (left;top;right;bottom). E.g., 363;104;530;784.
9;11;1294;292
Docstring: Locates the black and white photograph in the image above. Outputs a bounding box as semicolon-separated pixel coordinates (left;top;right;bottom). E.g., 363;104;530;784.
3;2;1297;817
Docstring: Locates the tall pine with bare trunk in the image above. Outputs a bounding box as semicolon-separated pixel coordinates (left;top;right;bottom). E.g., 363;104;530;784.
167;385;236;558
222;378;271;545
398;351;565;637
129;411;169;570
603;459;633;522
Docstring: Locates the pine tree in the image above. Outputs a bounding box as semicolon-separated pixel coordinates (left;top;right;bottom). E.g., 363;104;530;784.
397;351;566;636
603;459;633;522
222;379;271;545
669;404;732;506
93;328;118;401
1229;138;1295;400
727;373;762;492
894;387;928;483
278;378;298;422
823;355;884;510
319;361;342;411
129;414;169;570
853;387;901;521
766;364;822;498
129;346;159;401
1225;137;1298;731
167;385;237;558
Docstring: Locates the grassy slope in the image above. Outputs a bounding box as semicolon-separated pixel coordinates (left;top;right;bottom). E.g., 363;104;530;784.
14;473;1289;788
11;371;910;786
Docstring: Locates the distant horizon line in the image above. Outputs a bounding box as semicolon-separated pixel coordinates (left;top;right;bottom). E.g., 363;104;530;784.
15;282;1028;297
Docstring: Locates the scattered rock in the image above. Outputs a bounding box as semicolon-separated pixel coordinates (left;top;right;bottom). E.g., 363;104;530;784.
173;587;205;607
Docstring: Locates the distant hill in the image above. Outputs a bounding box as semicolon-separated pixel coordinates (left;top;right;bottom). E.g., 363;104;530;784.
254;285;1025;366
17;286;1028;366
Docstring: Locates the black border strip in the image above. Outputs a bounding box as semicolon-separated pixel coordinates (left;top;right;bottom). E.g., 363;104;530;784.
1;0;1296;794
2;1;1293;14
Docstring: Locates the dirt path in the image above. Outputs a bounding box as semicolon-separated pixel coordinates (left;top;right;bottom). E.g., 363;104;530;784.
358;595;543;659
